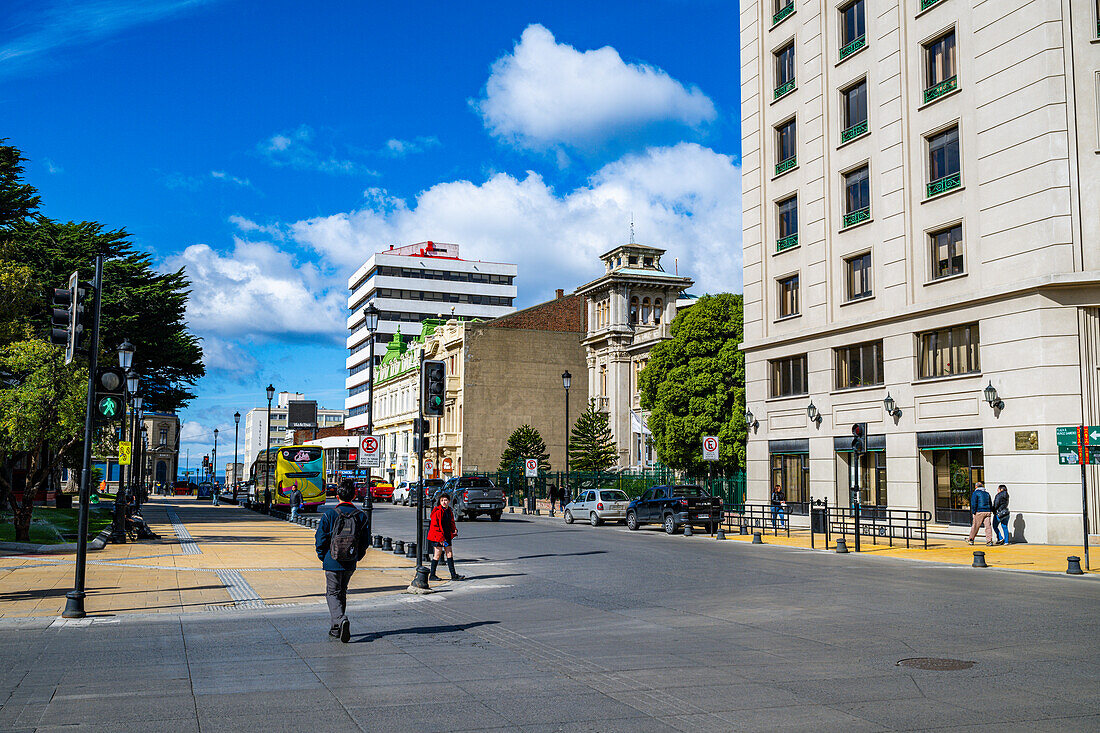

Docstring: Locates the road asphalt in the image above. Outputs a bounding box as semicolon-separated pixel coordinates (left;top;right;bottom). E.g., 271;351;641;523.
1;500;1097;731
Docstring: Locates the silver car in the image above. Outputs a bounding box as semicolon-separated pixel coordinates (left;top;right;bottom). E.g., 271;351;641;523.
564;489;630;526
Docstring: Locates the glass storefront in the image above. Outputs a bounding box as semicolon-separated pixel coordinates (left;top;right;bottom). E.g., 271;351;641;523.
928;447;984;525
836;450;887;508
770;452;809;512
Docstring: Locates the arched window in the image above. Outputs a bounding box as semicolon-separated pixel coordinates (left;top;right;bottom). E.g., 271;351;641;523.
629;297;638;325
654;299;663;324
641;298;651;324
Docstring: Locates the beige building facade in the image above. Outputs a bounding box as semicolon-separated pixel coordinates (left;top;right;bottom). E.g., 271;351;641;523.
741;0;1100;543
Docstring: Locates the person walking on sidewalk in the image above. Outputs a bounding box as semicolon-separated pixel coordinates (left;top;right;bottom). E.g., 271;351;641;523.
289;484;302;521
315;481;370;643
992;484;1011;545
968;481;994;546
427;493;465;581
770;484;787;528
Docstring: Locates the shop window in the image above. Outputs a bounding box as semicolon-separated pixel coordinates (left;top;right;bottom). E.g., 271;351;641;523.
769;354;808;397
837;450;888;507
930;448;984;525
770;452;809;507
917;322;980;379
834;340;883;389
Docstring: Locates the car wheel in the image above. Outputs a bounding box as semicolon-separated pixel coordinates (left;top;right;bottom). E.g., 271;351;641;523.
626;511;639;531
589;512;601;527
564;510;574;524
490;511;502;522
663;514;678;535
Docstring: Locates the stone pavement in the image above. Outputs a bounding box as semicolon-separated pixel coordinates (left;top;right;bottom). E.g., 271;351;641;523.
0;498;414;618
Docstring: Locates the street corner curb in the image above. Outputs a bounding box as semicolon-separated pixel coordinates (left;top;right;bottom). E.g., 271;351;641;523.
0;527;113;555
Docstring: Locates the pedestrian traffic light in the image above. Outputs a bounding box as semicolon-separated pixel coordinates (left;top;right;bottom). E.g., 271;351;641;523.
851;422;867;455
49;271;87;365
422;360;446;417
93;366;125;423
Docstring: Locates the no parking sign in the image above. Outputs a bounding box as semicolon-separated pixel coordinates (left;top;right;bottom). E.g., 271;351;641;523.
702;436;719;461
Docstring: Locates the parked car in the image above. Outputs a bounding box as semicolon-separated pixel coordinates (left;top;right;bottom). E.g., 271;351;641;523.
368;478;394;501
440;476;505;521
626;484;724;534
564;488;630;526
392;481;411;505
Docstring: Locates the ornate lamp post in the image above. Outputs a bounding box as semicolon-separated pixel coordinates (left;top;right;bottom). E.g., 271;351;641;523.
110;341;135;543
364;303;379;514
562;370;571;507
265;384;275;512
212;428;219;505
233;411;241;501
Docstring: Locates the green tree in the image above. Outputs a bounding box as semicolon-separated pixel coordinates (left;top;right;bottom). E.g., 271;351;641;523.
568;400;617;472
638;293;746;474
0;340;87;541
498;424;551;475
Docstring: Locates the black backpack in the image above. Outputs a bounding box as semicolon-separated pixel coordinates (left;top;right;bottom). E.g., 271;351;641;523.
330;509;361;562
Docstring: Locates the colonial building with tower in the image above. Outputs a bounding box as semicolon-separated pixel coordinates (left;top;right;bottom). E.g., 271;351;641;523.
575;244;693;468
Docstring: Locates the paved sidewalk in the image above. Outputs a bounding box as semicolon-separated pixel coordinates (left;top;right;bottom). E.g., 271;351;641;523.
0;499;414;618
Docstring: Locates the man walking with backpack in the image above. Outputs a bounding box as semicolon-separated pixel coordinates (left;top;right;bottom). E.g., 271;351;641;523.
315;480;370;642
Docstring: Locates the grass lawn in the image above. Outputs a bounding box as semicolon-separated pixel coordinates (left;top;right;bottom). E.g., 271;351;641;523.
0;505;114;544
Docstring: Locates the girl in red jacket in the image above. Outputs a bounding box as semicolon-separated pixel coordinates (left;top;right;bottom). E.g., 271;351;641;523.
427;493;465;581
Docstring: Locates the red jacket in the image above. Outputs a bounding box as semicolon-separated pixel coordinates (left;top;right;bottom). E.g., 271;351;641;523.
427;505;457;543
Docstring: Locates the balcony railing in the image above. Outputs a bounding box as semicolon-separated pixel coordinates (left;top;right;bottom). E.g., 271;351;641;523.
776;233;799;252
839;35;866;61
920;0;944;10
842;207;870;228
841;119;868;143
772;3;795;25
926;171;961;198
923;75;957;103
595;396;610;412
775;156;797;176
774;78;796;100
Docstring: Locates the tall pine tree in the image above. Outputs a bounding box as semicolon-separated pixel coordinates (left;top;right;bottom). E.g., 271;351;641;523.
498;424;551;475
568;400;617;472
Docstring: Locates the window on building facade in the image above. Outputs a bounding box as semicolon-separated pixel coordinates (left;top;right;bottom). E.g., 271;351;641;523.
159;427;168;445
843;165;870;226
927;125;961;197
924;30;957;102
839;1;866;60
841;79;868;142
775;43;796;98
776;118;797;174
642;298;651;323
653;299;662;324
835;340;883;389
769;354;808;397
845;251;872;300
777;274;800;318
600;365;607;396
629;297;638;325
930;224;964;279
774;0;794;25
777;195;798;251
918;322;980;379
770;453;809;505
931;447;984;525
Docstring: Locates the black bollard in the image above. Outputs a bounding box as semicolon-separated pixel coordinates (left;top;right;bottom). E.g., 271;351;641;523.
409;565;430;590
382;537;392;551
406;542;417;559
684;524;693;537
716;527;726;541
835;537;849;553
739;525;748;535
372;534;382;548
751;531;762;544
393;540;405;555
1067;556;1084;575
972;551;987;568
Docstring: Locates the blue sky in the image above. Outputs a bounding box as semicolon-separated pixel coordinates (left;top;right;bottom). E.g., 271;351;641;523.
1;0;742;474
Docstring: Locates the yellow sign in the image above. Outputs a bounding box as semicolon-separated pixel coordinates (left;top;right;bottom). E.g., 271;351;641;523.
1014;431;1039;451
118;441;132;465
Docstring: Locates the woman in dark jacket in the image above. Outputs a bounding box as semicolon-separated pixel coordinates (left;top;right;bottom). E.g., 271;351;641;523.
427;493;465;581
992;484;1010;545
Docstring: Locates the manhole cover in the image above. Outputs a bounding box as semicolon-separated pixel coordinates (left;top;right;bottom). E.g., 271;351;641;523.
897;657;975;671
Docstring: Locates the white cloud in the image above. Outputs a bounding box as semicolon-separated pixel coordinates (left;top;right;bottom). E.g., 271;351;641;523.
475;24;716;153
290;142;741;301
44;158;63;174
228;215;282;239
199;336;260;375
210;170;253;188
258;124;378;176
384;136;440;157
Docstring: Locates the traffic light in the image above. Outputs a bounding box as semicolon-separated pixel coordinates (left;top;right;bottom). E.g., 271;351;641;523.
413;433;430;453
422;360;446;417
93;367;125;423
851;422;867;455
49;271;87;364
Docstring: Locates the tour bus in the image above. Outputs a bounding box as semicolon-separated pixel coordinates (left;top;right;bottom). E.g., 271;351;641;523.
249;445;326;511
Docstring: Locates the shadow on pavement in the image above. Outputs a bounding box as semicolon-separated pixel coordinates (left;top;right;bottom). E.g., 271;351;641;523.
352;620;499;643
513;550;607;560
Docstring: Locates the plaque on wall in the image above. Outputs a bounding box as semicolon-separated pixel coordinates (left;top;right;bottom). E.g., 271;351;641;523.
1014;430;1039;451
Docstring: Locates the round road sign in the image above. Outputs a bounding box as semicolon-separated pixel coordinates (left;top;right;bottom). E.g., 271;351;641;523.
703;437;718;453
360;436;378;453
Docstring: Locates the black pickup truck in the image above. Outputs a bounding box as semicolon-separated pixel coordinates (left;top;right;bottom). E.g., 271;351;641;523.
626;484;725;534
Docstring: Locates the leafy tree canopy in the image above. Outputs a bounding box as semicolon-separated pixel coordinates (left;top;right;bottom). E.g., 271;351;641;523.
568;400;617;472
498;424;551;474
638;293;746;474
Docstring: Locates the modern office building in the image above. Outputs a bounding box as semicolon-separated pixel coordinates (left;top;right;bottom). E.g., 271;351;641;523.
740;0;1100;543
575;244;693;468
242;392;346;468
344;241;518;432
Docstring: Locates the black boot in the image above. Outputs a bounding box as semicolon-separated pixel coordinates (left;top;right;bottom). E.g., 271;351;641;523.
428;558;441;581
447;557;465;581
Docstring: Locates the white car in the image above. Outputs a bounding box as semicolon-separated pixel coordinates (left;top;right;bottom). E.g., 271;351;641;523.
392;481;412;505
564;489;630;526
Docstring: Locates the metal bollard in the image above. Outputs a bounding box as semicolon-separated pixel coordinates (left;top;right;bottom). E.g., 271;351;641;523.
684;524;693;537
406;542;417;559
549;509;555;517
739;525;748;535
1067;556;1084;575
382;537;392;551
835;537;849;553
373;534;382;548
409;565;430;590
393;540;405;555
508;506;514;513
972;551;987;568
716;527;726;541
751;531;761;544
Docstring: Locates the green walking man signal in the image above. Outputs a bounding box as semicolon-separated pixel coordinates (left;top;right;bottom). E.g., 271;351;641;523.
93;366;126;423
422;359;446;417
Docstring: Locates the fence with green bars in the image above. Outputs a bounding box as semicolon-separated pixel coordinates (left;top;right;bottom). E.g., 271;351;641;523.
467;468;746;508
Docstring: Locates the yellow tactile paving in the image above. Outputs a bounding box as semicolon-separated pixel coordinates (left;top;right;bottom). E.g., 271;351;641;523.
0;498;414;618
717;526;1100;574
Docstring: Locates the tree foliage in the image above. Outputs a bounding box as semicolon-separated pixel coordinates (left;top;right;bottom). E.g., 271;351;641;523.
498;424;551;475
568;400;617;472
638;293;746;474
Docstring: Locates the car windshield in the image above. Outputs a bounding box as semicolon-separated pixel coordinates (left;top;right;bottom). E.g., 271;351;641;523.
673;485;710;498
600;491;628;502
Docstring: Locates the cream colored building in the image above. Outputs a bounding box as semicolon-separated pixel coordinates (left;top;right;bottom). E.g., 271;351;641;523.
741;0;1100;543
576;244;693;468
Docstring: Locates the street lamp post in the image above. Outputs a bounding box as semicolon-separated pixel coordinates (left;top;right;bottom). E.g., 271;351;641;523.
212;428;219;505
139;424;147;503
562;371;572;508
125;371;138;502
265;384;275;512
233;411;241;501
131;396;142;505
364;303;379;516
110;341;135;543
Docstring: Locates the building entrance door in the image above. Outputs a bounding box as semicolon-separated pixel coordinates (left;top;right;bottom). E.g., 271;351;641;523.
926;447;984;525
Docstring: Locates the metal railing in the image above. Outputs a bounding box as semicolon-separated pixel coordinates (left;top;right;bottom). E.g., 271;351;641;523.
820;503;930;550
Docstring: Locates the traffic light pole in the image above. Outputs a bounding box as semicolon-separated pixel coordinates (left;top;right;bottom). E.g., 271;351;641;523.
415;351;425;569
109;392;129;544
64;254;103;619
